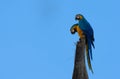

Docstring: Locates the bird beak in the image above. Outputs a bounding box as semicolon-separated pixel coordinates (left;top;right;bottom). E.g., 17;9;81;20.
75;17;77;20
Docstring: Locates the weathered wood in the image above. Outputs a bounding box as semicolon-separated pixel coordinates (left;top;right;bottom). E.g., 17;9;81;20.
72;38;88;79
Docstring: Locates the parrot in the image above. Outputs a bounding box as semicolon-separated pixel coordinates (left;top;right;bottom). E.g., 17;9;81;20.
70;14;95;73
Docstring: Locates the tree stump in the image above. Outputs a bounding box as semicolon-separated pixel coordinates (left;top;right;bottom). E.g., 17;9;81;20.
72;37;88;79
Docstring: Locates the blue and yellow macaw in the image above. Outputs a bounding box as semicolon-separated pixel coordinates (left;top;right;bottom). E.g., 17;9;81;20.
70;14;95;73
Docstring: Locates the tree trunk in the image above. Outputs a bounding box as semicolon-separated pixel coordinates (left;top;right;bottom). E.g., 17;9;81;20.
72;37;88;79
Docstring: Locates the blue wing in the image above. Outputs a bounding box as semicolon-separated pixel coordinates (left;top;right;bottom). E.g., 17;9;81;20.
78;18;95;60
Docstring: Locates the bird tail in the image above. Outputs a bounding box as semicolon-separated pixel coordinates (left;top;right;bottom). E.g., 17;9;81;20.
91;35;95;48
86;41;93;73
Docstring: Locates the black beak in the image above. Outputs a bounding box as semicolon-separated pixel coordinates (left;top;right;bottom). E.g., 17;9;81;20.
75;17;78;20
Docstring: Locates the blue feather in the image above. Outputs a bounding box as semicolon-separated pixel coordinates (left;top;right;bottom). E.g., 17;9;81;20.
78;15;94;60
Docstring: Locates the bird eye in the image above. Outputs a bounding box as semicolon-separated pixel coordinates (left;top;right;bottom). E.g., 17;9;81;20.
75;14;83;20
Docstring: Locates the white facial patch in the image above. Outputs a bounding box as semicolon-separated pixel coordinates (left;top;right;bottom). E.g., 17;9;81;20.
71;29;75;32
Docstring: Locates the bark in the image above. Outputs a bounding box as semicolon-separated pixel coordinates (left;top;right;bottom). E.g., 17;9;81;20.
72;37;88;79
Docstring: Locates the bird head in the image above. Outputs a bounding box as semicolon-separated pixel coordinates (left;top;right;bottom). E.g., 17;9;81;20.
70;24;78;34
75;14;83;21
70;28;76;34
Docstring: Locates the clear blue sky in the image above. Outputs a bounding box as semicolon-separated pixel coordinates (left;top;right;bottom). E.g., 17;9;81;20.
0;0;120;79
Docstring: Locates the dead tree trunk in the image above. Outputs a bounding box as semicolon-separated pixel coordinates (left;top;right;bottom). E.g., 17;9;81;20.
72;37;88;79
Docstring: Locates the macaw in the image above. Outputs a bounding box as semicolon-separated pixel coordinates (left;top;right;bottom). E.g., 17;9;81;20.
70;14;95;73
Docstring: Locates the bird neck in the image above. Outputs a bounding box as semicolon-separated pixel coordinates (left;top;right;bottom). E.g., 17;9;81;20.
78;18;88;25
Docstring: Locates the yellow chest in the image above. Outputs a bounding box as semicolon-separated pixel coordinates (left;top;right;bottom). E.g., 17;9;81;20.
76;26;85;38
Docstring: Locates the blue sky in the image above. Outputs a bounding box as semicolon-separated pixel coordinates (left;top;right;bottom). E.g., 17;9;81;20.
0;0;120;79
